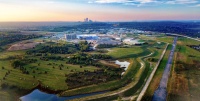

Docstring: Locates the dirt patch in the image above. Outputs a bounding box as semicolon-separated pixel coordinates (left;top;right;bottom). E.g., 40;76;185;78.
177;53;187;62
7;41;40;51
168;67;190;101
168;53;200;101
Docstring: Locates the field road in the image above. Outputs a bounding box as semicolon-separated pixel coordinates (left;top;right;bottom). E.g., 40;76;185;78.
110;52;153;97
152;37;177;101
72;52;154;101
166;33;200;42
136;44;169;101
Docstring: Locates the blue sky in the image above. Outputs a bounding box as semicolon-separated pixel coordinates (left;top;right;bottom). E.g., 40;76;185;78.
0;0;200;21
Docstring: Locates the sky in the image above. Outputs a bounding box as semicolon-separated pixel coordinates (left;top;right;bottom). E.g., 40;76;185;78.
0;0;200;22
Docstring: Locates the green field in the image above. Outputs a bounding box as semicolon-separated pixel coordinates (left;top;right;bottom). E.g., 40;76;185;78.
108;47;144;59
0;40;100;100
66;41;167;101
142;36;200;101
0;36;169;101
60;46;149;97
142;44;172;101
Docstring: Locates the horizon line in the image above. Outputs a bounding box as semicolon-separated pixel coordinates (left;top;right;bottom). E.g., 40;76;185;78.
0;20;200;23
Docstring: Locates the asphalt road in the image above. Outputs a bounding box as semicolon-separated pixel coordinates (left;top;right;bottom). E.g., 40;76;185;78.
152;37;178;101
136;44;169;101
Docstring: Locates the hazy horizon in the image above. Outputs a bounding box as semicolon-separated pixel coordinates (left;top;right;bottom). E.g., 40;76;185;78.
0;0;200;22
0;20;200;23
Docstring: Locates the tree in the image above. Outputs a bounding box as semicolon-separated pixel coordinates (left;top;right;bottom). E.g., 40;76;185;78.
32;70;35;73
80;65;83;68
117;97;122;101
12;60;24;68
2;66;4;70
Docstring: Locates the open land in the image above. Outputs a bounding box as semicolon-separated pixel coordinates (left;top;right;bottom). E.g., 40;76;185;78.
0;23;199;101
142;36;200;101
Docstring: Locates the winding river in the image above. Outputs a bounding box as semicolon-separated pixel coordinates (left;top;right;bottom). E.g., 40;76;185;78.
20;89;106;101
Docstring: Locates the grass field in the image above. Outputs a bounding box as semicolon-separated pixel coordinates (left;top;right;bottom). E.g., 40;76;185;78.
156;36;174;44
142;36;200;101
122;43;167;98
0;37;169;101
167;37;200;101
0;50;25;59
0;42;98;100
0;54;98;90
66;41;167;101
141;36;177;101
108;47;144;59
60;46;148;97
142;44;172;101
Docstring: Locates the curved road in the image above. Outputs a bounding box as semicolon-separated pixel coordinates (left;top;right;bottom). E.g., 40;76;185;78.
71;52;154;101
136;44;169;101
152;37;177;101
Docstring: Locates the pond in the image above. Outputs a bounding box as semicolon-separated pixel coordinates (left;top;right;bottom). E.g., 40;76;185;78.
20;89;106;101
115;60;130;75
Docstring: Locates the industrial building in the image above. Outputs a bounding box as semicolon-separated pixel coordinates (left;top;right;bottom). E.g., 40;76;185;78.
97;38;122;45
76;34;99;40
65;34;77;41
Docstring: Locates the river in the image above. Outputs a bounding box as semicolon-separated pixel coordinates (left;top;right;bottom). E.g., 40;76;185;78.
20;60;130;101
20;89;106;101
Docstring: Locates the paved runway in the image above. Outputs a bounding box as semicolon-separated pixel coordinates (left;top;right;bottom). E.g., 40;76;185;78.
152;37;178;101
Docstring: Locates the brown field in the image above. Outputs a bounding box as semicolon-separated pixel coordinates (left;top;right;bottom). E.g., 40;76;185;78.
168;53;190;101
7;41;40;51
142;37;200;101
168;37;200;101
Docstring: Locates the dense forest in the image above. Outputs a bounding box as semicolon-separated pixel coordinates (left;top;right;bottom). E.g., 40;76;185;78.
66;68;122;89
118;21;200;37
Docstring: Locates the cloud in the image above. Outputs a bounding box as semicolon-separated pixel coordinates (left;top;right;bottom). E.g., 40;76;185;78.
190;4;200;7
88;0;200;7
89;0;157;4
196;4;200;6
166;0;198;4
88;0;160;7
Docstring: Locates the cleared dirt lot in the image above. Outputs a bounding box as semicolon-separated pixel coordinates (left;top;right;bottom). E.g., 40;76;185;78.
7;41;40;51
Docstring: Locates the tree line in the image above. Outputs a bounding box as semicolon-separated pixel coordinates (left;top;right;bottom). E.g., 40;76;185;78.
67;53;112;66
26;41;91;55
0;33;42;46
